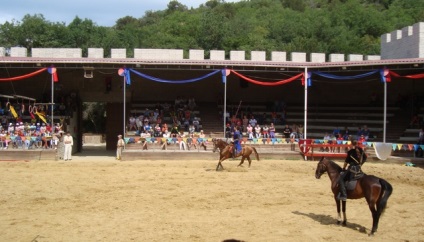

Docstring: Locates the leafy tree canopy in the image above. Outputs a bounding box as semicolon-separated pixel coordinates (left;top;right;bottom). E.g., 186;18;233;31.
0;0;423;56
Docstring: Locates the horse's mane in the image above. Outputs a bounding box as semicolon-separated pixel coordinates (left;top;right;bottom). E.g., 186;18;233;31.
323;157;343;173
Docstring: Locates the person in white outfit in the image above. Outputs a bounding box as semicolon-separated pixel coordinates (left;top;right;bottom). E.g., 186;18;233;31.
63;132;73;161
178;131;187;150
116;134;125;160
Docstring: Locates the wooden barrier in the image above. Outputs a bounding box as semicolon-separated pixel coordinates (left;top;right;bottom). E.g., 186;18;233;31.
299;143;364;161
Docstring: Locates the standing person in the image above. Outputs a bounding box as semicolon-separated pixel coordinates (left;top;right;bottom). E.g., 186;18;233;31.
116;134;125;160
63;132;73;161
232;126;242;159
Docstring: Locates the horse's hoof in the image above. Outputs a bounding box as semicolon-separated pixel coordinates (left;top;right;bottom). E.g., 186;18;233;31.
337;220;341;225
342;221;347;226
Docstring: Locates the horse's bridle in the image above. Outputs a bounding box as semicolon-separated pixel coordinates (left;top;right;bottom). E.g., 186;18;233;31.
212;138;218;152
316;162;327;178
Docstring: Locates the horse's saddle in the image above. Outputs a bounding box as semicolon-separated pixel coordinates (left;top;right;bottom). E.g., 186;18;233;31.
345;180;358;191
349;165;364;180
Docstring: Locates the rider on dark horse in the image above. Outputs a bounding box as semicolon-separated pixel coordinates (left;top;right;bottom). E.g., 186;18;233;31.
338;140;367;201
232;126;242;159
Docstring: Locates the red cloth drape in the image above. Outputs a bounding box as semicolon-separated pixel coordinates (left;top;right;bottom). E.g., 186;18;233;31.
230;70;304;86
0;68;47;82
389;70;424;79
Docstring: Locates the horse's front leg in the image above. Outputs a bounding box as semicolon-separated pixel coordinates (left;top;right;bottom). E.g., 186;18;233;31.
237;157;245;167
216;160;223;171
341;200;347;226
216;156;227;171
247;157;252;168
335;197;342;224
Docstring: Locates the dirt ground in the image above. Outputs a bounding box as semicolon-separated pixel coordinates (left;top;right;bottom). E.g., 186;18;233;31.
0;154;423;242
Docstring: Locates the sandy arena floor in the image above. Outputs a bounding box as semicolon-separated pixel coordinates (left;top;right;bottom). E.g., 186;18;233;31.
0;154;423;242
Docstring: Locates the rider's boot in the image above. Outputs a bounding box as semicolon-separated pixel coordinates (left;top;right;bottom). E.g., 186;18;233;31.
338;180;347;201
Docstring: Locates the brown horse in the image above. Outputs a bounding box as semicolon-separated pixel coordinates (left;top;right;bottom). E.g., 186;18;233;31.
315;157;393;236
212;138;259;171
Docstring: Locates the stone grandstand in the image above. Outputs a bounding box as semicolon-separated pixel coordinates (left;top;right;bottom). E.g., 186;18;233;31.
121;100;418;160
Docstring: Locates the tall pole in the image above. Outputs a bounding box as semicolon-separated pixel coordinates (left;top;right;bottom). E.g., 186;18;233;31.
123;77;126;139
383;80;387;143
223;76;227;135
304;67;308;139
51;73;54;129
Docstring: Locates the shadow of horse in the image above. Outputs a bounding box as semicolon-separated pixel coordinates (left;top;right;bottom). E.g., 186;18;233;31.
292;211;367;233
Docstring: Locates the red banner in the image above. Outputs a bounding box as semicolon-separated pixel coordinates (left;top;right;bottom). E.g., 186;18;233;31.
230;70;304;86
0;68;48;82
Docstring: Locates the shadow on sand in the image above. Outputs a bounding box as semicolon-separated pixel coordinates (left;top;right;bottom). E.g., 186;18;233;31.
292;211;368;234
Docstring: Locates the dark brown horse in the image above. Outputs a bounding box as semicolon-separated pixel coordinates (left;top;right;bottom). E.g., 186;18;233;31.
212;138;259;171
315;157;393;236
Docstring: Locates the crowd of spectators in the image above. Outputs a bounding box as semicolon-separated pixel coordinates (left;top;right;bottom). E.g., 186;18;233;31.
127;97;210;151
0;121;64;150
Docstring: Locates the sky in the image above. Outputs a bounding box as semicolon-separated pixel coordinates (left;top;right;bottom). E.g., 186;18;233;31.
0;0;242;27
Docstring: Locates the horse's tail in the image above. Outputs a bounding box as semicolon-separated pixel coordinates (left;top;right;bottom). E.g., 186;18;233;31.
377;178;393;216
252;147;260;161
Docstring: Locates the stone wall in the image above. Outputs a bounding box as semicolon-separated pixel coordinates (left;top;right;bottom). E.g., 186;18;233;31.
381;22;424;59
5;47;382;63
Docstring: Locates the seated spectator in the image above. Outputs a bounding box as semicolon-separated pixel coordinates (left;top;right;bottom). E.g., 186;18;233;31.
156;115;162;126
162;123;168;133
225;123;232;139
249;116;257;128
254;124;262;138
186;133;197;150
283;125;292;142
321;132;331;152
356;126;363;139
140;131;151;139
247;124;254;139
362;125;371;140
143;121;152;135
178;131;187;150
198;130;207;150
128;116;137;131
188;97;196;110
181;118;189;132
153;124;162;137
242;115;249;133
188;124;195;135
136;114;144;131
290;124;298;139
192;117;200;132
51;133;60;150
342;126;350;139
170;124;179;138
298;124;304;139
358;135;366;144
329;134;337;152
262;124;269;139
161;130;171;150
0;130;7;149
332;126;341;137
269;123;276;138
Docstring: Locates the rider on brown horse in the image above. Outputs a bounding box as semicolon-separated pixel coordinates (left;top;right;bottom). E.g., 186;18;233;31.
232;126;242;158
338;140;367;201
